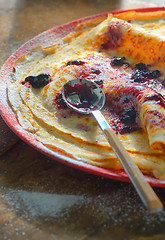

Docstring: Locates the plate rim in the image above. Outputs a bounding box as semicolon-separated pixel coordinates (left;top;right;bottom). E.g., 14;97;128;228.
1;6;165;187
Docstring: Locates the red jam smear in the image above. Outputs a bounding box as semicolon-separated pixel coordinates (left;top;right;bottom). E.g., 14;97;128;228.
54;93;67;109
104;90;140;134
66;60;85;66
100;21;123;50
53;54;165;134
143;94;165;108
144;110;165;129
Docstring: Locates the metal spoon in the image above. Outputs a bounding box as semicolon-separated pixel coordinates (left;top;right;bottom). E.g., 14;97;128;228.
62;78;163;212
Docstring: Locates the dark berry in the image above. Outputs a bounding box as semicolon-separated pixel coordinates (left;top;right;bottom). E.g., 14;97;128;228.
120;126;139;134
135;63;147;71
54;93;67;108
94;80;103;87
143;94;162;102
142;70;161;79
92;68;102;74
111;57;125;66
143;94;165;107
66;60;85;66
132;70;145;83
162;79;165;86
121;106;137;124
24;74;51;88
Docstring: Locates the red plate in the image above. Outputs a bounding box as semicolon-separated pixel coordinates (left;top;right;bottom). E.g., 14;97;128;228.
1;7;165;187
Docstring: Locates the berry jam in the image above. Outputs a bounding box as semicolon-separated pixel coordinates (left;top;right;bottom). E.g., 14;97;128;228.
143;94;165;108
52;53;165;135
66;60;85;66
54;93;67;109
100;21;123;50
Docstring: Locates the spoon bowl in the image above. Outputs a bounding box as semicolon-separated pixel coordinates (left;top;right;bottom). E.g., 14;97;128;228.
62;78;105;114
62;78;163;212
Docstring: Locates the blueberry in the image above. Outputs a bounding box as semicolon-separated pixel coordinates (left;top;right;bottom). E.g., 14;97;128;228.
120;126;139;134
55;93;67;108
135;63;147;71
24;74;51;88
94;80;103;87
162;79;165;86
121;106;137;124
66;60;85;66
142;70;161;79
111;57;125;66
132;70;145;83
23;74;51;88
92;68;102;74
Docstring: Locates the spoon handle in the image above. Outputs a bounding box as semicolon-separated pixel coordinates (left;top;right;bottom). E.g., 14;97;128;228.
92;110;163;212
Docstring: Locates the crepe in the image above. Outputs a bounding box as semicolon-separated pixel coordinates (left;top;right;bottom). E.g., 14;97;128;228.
8;11;165;179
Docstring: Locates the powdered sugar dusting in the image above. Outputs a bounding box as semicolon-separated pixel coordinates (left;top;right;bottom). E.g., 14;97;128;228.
3;189;84;218
1;183;165;238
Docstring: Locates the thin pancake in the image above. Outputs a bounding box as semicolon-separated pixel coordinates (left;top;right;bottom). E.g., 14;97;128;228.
8;11;165;179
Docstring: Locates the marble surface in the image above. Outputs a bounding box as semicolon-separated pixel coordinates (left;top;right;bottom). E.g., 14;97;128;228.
0;0;165;239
